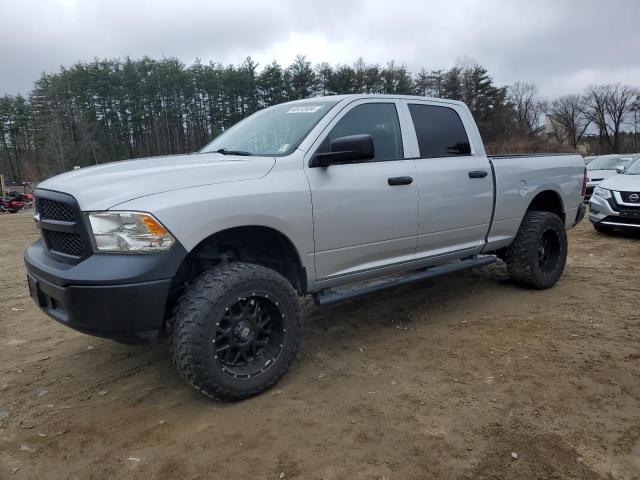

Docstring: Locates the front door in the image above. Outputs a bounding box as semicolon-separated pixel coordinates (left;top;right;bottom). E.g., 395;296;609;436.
305;100;419;282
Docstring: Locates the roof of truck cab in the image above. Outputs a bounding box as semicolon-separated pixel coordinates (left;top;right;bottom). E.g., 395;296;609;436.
285;94;467;107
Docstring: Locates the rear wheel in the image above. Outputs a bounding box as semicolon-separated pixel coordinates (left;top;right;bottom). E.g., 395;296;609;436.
505;211;567;289
169;262;302;401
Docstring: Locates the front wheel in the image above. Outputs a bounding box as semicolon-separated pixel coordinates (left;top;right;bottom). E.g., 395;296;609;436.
593;223;613;234
505;211;568;289
169;263;302;401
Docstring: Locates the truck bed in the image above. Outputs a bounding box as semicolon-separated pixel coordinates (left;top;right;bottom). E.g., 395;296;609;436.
483;153;585;252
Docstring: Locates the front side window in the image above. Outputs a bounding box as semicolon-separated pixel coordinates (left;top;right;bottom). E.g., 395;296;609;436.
319;103;404;161
409;104;471;158
200;100;339;156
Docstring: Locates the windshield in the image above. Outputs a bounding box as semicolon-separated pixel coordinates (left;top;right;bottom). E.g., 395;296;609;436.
587;155;635;171
623;159;640;175
200;100;339;156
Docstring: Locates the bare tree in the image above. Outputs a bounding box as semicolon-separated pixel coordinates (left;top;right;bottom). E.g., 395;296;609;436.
583;84;639;153
546;94;591;148
508;81;545;136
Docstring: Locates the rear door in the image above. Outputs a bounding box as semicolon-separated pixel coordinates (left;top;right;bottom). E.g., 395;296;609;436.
304;100;418;282
401;100;493;259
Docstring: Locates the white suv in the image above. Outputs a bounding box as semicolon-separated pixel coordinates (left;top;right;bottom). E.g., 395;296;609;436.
589;158;640;233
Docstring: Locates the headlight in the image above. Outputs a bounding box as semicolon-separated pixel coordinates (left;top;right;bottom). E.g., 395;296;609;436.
88;212;175;253
593;186;612;200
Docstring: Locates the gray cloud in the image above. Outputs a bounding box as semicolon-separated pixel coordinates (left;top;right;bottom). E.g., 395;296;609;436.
1;0;638;98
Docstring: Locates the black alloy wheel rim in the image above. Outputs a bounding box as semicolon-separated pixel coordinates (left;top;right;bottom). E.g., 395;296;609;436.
538;229;561;274
213;293;285;379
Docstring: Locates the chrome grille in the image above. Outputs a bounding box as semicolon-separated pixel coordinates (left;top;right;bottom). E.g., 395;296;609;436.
620;191;640;204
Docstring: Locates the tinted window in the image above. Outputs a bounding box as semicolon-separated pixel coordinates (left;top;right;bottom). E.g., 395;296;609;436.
320;103;403;161
408;104;471;158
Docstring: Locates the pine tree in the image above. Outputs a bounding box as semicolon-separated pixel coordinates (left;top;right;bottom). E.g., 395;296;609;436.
288;55;315;100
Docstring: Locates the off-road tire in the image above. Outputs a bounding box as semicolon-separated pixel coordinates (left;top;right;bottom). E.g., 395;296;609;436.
169;262;302;401
593;223;613;234
505;211;567;290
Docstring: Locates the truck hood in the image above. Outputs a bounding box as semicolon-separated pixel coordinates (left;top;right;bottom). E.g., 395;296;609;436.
586;169;617;182
36;153;276;211
599;173;640;192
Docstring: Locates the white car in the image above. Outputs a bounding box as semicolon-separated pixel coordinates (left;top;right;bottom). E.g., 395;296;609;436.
589;158;640;233
585;154;637;201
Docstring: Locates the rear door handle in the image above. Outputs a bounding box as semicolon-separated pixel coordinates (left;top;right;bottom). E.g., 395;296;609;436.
468;170;488;179
388;176;413;186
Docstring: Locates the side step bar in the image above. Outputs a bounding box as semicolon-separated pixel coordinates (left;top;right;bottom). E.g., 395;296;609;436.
314;255;497;306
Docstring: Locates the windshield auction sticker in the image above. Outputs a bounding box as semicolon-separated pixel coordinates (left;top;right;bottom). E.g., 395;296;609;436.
286;106;323;113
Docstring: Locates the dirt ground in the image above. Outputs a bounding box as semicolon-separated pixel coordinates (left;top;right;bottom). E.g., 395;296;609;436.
1;211;639;480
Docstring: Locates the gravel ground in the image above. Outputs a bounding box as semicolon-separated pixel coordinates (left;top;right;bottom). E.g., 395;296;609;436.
0;211;639;479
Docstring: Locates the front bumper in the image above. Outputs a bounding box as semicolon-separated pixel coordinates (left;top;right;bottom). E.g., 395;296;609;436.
589;194;640;230
25;239;186;343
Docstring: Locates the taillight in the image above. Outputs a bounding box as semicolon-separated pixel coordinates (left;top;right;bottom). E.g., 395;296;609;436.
581;167;587;197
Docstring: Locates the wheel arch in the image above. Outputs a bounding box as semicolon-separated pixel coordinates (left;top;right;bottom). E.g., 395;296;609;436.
171;225;307;297
525;188;566;224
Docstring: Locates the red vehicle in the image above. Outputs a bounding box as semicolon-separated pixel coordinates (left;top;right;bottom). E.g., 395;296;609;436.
7;190;34;208
0;194;25;213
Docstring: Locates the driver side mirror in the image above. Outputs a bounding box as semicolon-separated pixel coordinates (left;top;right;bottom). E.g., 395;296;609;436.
310;134;375;168
616;167;624;174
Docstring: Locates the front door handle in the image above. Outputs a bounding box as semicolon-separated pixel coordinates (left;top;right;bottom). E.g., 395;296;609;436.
388;176;413;186
468;170;488;179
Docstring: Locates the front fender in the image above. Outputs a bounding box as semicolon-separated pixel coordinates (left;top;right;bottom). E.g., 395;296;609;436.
113;170;315;287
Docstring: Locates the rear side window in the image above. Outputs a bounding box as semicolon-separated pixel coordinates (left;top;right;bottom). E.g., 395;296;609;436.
320;103;404;161
408;104;471;158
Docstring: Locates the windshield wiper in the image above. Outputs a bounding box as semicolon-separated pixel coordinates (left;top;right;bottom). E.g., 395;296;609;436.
215;148;253;156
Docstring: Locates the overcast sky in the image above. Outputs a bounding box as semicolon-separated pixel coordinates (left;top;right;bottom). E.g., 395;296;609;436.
0;0;638;99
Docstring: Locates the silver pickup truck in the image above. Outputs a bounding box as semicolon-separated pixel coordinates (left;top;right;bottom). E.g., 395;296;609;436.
25;94;587;401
